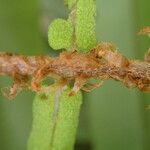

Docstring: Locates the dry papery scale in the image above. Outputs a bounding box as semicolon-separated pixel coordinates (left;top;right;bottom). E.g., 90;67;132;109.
0;27;150;99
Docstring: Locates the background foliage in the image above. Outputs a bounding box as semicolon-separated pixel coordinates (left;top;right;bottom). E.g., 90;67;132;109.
0;0;149;150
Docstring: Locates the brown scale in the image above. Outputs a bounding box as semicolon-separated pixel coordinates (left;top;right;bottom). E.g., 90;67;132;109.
139;26;150;36
0;30;150;99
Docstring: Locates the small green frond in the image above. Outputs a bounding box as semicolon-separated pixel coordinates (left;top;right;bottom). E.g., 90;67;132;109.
48;19;73;50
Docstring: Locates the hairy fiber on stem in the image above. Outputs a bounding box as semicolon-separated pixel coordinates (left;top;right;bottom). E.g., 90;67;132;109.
1;42;150;98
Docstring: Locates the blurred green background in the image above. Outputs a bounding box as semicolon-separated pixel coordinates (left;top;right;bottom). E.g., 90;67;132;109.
0;0;150;150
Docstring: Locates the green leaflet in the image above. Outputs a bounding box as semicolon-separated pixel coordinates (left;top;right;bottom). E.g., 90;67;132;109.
48;19;73;50
28;88;82;150
76;0;97;52
27;93;54;150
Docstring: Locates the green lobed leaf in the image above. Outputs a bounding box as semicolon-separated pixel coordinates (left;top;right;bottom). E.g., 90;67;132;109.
48;19;74;50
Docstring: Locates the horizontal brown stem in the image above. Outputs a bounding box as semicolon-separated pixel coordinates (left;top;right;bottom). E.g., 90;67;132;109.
0;42;150;98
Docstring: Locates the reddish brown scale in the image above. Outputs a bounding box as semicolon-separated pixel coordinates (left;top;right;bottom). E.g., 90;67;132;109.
0;52;53;98
51;51;101;78
0;52;52;76
139;26;150;35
